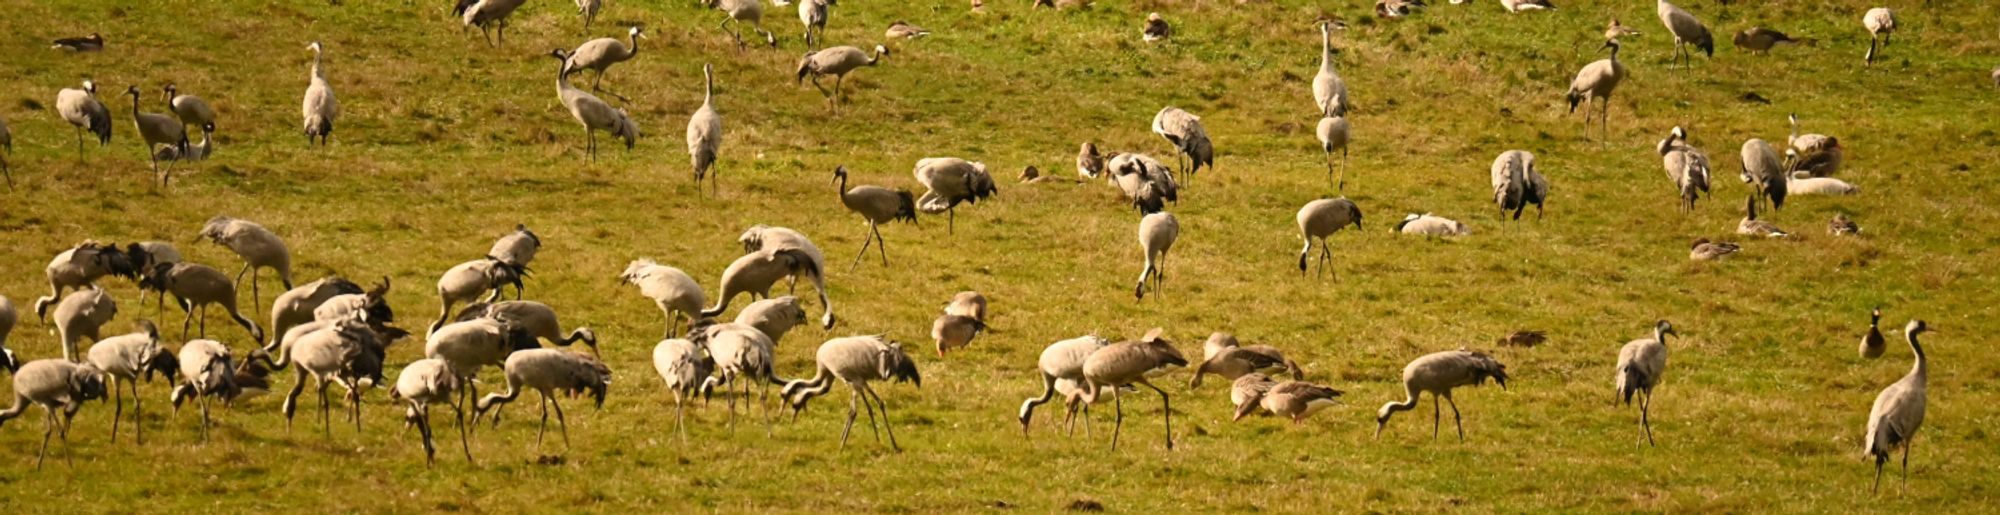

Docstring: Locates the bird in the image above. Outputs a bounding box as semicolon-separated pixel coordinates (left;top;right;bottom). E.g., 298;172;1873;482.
547;49;638;162
796;45;887;110
1134;211;1179;301
1865;319;1929;493
1246;381;1344;423
1863;8;1895;66
1499;0;1554;13
1077;142;1104;179
1491;150;1549;220
931;313;985;358
1142;13;1170;42
1052;377;1120;437
390;358;470;465
885;20;930;39
1785;114;1843;178
1615;320;1676;446
1395;213;1471;236
1788;170;1858;196
50;33;105;52
487;224;540;277
1018;166;1077;184
1860;306;1885;359
1151;107;1213;186
52;287;118;363
1107;153;1178;212
1497;330;1546;347
1229;373;1278;421
1017;335;1112;435
690;321;779;429
1656;0;1713;68
1314;21;1349;118
55;80;113;160
1688;238;1741;260
1603;18;1640;40
473;349;611;453
576;0;602;31
798;0;829;49
832;166;917;270
0;359;108;469
302;41;337;147
162;84;216;134
1375;0;1422;18
1739;139;1789;211
1374;349;1509;441
460;0;528;46
944;291;987;322
197;215;294;309
32;241;138;321
85;320;175;444
0;296;17;372
652;337;713;438
430;257;527;335
735;296;809;345
699;248;823;324
422;317;541;425
1566;39;1627;141
781;336;921;450
260;313;400;435
687;63;724;195
1296;198;1363;276
1316;115;1351;190
1189;332;1302;388
1735;196;1788;238
122;85;189;186
712;0;777;50
565;26;646;92
620;259;706;338
449;301;598;353
167;338;237;441
735;226;836;329
155;123;213;163
913;157;997;234
1734;27;1800;54
1080;328;1188;450
136;262;266;342
1829;214;1861;236
1658;126;1712;214
0;114;11;188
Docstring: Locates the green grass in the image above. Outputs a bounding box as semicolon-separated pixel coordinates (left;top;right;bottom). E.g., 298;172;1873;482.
2;0;1998;511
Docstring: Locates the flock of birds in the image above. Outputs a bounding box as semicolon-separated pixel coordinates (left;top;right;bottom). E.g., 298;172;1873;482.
0;0;1966;497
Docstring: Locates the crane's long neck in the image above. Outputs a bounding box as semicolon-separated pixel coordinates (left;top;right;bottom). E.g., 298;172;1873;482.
128;93;142;120
1745;194;1758;220
702;67;713;106
1907;331;1926;378
1654;327;1668;346
791;363;834;404
1320;28;1335;72
835;172;849;195
626;33;642;60
867;49;882;66
311;51;325;81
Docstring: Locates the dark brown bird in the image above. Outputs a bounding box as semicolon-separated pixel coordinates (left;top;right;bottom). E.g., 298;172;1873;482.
51;33;104;52
1829;214;1860;236
1732;27;1800;53
1859;306;1886;359
1497;330;1546;347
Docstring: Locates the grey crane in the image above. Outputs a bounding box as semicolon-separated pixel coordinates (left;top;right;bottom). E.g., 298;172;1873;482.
0;359;107;469
52;287;118;363
1314;21;1349;117
268;277;369;351
473;349;610;453
1863;8;1895;66
1296;198;1363;277
691;321;779;429
565;27;646;93
1491;150;1549;220
198;215;294;309
1865;319;1928;493
459;0;528;46
1565;39;1627;140
797;45;887;110
576;0;602;32
621;259;706;338
1738;139;1788;211
448;301;597;353
1656;0;1713;68
712;0;777;50
56;80;113;160
687;63;723;194
913;157;997;234
163;84;216;133
799;0;829;49
487;223;540;275
1151;107;1213;186
1017;335;1112;435
1135;212;1179;300
303;42;337;146
1615;320;1675;446
168;338;237;441
137;262;266;343
782;336;921;450
833;166;917;270
32;241;137;321
652;337;713;438
699;248;824;323
1375;349;1509;441
0;296;16;373
736;296;808;345
421;317;540;429
430;257;526;335
261;314;399;435
85;320;175;444
1658;126;1711;213
548;49;637;162
1081;328;1187;450
391;358;470;465
736;226;835;329
1317;115;1351;190
123;86;189;186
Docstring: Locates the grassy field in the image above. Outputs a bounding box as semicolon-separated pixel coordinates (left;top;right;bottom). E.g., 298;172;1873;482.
1;0;1998;511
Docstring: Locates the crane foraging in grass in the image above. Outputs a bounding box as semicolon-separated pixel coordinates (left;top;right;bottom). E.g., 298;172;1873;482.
548;49;639;162
652;337;713;438
1081;328;1187;450
168;338;238;441
1134;212;1179;301
1739;139;1789;211
782;336;921;450
797;45;887;110
913;157;997;234
1375;349;1509;442
833;166;917;270
621;259;706;338
711;0;777;51
1018;335;1112;436
1565;39;1626;141
736;226;835;329
1491;150;1549;220
0;359;107;469
53;287;119;364
1296;198;1363;277
1863;8;1895;66
85;320;175;444
198;215;294;310
459;0;528;46
474;349;611;453
1151;107;1213;186
391;358;470;466
1656;0;1713;68
33;241;137;321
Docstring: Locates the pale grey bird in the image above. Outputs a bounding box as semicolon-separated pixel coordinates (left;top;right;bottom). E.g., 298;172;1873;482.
198;215;294;309
885;20;930;39
1688;238;1741;261
687;63;723;194
123;85;188;186
735;296;808;345
449;300;598;353
1499;0;1554;12
548;49;638;162
421;317;540;421
260;314;399;435
1229;373;1278;421
913;157;997;234
798;0;829;49
1296;198;1363;277
1658;126;1711;213
652;337;712;437
460;0;529;46
1374;350;1509;441
168;338;238;441
1151;107;1213;186
1135;212;1179;301
1491;150;1549;220
781;336;921;450
1314;21;1349;117
1243;381;1344;423
1788;169;1858;196
390;358;470;466
136;262;266;343
833;166;917;270
1863;8;1895;66
712;0;777;50
32;241;138;321
473;349;611;453
1317;115;1351;190
162;84;216;133
487;223;540;275
303;42;337;146
52;287;118;363
576;0;603;32
85;320;175;444
1865;319;1928;493
1604;19;1641;41
430;258;526;335
1739;139;1788;210
691;321;778;429
796;45;887;109
1080;328;1188;450
1615;320;1675;446
565;26;646;92
1656;0;1713;68
0;296;17;372
1017;335;1112;435
621;259;706;338
0;359;108;469
1566;39;1627;140
735;226;835;329
1395;213;1471;236
699;248;822;323
55;80;113;159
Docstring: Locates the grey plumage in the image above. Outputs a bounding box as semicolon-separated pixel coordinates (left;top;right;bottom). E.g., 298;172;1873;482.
199;215;294;309
1738;139;1788;211
1865;319;1928;493
460;0;528;46
621;259;706;338
687;63;723;194
1151;107;1213;186
736;225;835;329
1863;8;1895;66
1080;328;1188;450
1374;349;1508;441
1615;320;1675;446
487;223;540;273
0;359;108;469
652;338;712;437
1017;335;1112;435
1658;126;1711;213
1565;39;1626;140
565;27;645;92
1296;198;1363;276
390;358;471;465
56;80;113;159
451;301;598;352
85;320;173;444
833;166;917;270
136;262;266;343
1656;0;1713;67
123;85;188;186
1135;212;1179;300
548;49;638;162
51;287;118;363
168;338;235;441
913;157;997;234
712;0;777;50
473;349;611;452
430;257;526;335
303;42;337;146
33;241;138;322
1190;332;1302;388
1491;150;1549;220
782;336;920;450
1314;21;1349;117
796;45;887;109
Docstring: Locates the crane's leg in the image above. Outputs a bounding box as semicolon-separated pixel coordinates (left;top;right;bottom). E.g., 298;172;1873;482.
587;130;597;163
865;384;898;451
282;372;306;433
873;223;889;266
1140;379;1173;451
1082;400;1094;439
1640;390;1654;447
1873;454;1885;494
834;75;847;110
450;402;473;464
1431;393;1441;440
673;392;687;442
838;385;859;449
1901;437;1912;493
1318;238;1332;279
37;410;54;470
318;379;333;438
1339;147;1349;191
947;207;956;235
76;128;85;161
1108;385;1124;450
858;384;882;443
1446;394;1465;442
419;404;437;467
201;393;213;442
535;392;550;450
134;380;144;444
110;378;123;442
1323;151;1336;188
551;394;570;450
